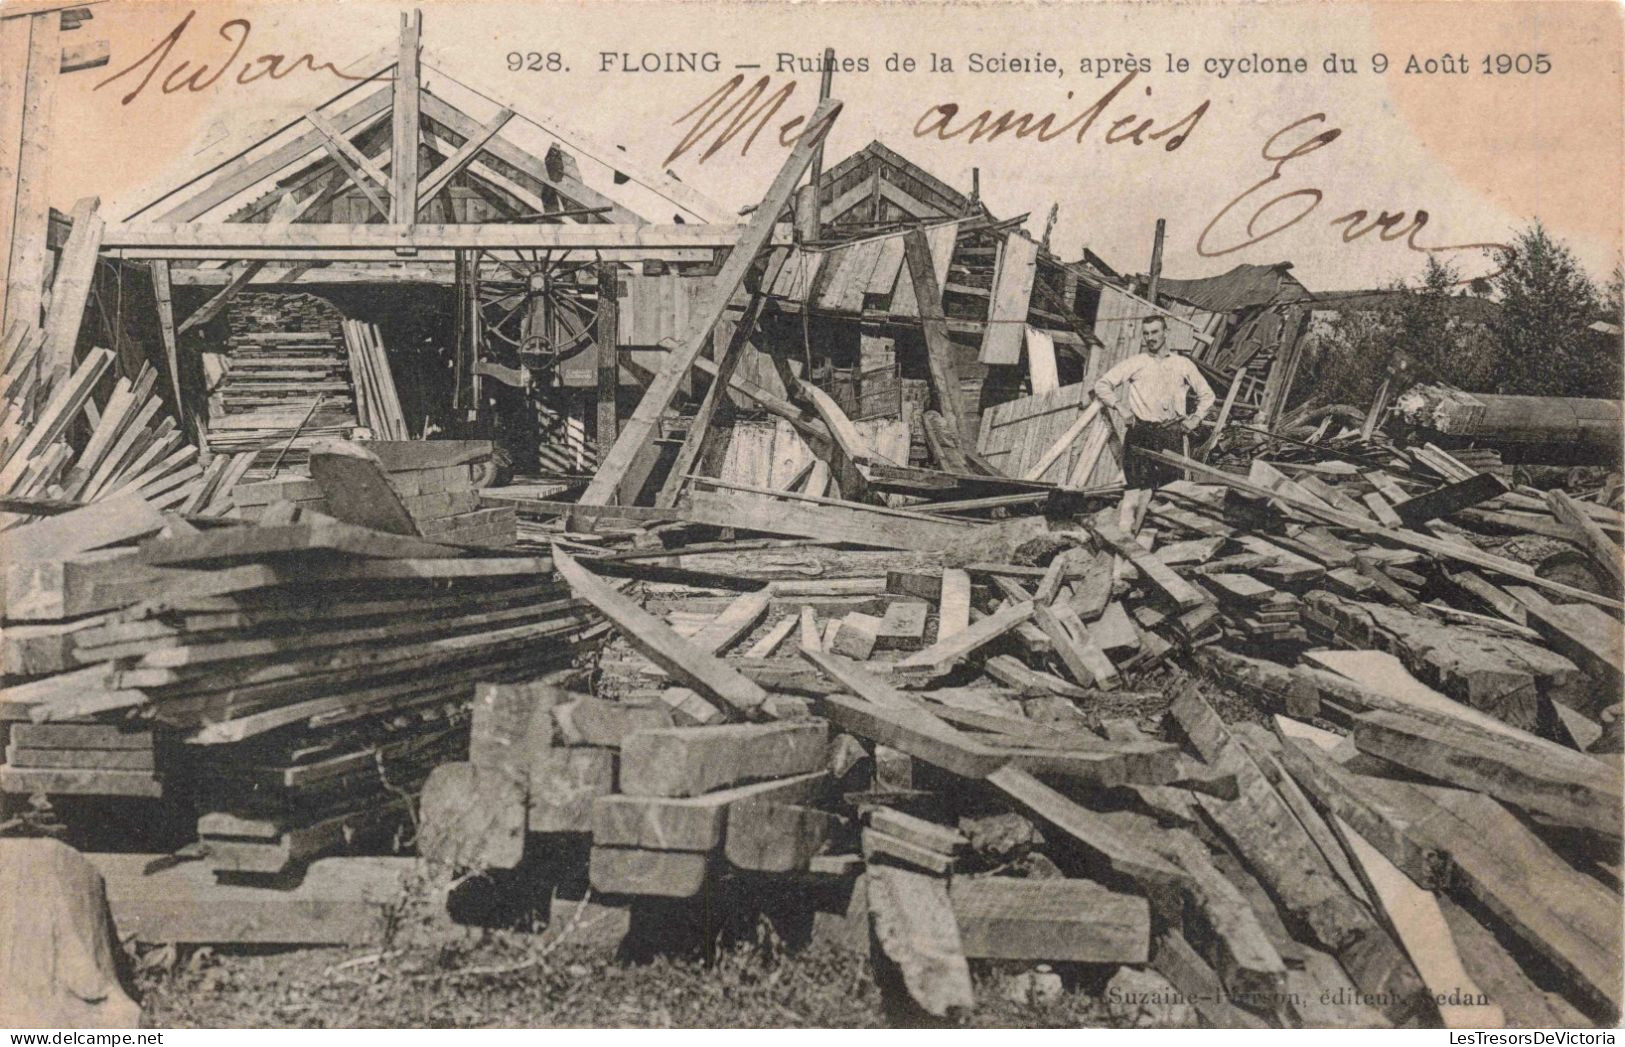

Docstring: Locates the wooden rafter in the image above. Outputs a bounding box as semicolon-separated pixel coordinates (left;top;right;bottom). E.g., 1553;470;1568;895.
146;86;393;224
418;95;644;224
304;108;392;218
416;107;513;214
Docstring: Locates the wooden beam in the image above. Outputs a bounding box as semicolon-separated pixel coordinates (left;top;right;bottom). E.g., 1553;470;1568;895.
1023;401;1100;482
0;15;32;332
795;376;874;499
579;98;841;506
148;259;183;428
903;227;972;447
867;865;974;1019
595;261;619;451
1548;488;1625;589
389;10;421;225
415;107;512;213
1351;709;1622;839
102;222;775;255
890;600;1034;679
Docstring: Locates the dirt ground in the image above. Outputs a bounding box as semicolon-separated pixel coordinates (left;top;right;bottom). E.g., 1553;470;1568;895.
133;911;1152;1028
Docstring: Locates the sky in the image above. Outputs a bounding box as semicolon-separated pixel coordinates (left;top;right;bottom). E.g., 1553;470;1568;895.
45;0;1625;294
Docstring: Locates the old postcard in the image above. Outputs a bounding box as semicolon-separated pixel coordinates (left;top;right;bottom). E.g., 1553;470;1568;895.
0;0;1621;1033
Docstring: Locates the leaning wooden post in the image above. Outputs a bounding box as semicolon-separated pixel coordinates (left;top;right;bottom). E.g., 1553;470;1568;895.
595;261;619;453
578;98;842;507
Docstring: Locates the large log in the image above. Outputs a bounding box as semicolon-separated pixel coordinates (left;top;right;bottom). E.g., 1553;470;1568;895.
0;839;140;1028
1390;383;1622;454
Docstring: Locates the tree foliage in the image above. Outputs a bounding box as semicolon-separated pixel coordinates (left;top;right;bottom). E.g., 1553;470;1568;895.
1300;223;1617;408
1302;256;1495;407
1489;222;1615;397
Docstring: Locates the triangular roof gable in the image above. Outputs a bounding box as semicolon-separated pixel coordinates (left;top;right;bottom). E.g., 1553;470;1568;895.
122;29;731;231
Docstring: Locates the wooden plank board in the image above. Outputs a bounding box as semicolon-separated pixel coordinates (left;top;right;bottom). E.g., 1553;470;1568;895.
682;487;982;553
139;519;456;563
2;11;56;333
987;765;1189;890
949;876;1149;963
978;232;1038;365
39;196;103;379
593;770;826;850
3;490;165;564
1351;709;1623;839
1023;326;1059;396
937;568;971;640
902;226;973;447
87;853;414;945
618;722;827;797
1093;521;1207;610
889;600;1034;679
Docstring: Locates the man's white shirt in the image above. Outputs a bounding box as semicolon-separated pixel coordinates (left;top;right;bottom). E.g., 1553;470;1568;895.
1093;351;1216;424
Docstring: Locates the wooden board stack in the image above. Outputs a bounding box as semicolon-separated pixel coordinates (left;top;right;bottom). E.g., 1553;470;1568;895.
0;339;203;521
203;294;361;477
589;722;833;897
1;722;161;799
0;510;605;874
342;319;409;440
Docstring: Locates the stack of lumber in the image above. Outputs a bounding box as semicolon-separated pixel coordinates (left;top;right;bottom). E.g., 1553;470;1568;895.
0;342;200;520
0;507;605;874
588;721;833;898
342;319;409;440
204;293;360;476
1;722;160;799
228;476;330;521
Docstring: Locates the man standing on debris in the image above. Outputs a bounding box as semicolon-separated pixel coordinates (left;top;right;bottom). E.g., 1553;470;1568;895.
1092;315;1215;510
